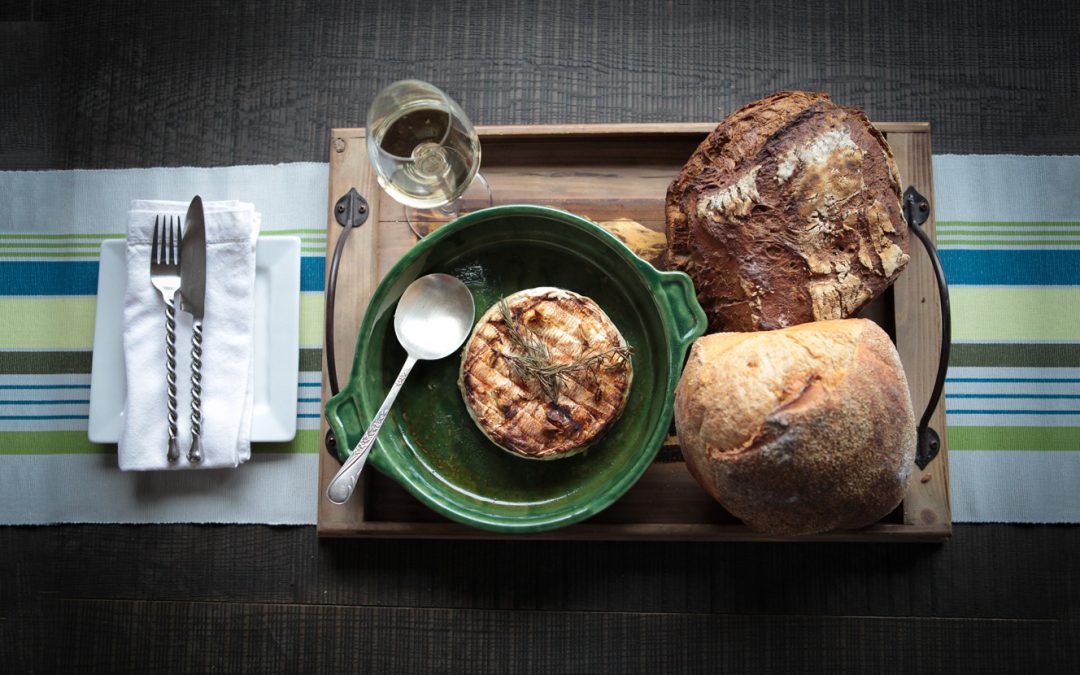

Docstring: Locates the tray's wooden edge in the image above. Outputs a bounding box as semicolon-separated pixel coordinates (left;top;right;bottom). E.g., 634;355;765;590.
317;128;380;533
317;123;951;542
477;121;931;136
890;129;953;537
319;522;950;543
328;122;930;142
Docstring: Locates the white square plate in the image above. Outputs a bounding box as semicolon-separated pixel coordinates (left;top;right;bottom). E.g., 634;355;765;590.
87;237;301;443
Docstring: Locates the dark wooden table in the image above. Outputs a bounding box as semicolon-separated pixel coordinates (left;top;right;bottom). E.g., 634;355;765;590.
2;1;1078;671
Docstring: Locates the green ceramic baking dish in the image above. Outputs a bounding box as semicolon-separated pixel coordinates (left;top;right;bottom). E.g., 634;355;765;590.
325;205;706;532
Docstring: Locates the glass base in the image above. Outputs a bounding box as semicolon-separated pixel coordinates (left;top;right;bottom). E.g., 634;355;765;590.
406;172;493;238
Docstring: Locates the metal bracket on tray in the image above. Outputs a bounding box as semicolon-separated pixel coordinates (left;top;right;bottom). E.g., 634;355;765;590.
324;187;369;460
903;186;950;470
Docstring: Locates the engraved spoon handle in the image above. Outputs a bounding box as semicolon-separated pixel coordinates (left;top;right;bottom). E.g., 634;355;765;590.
325;355;417;505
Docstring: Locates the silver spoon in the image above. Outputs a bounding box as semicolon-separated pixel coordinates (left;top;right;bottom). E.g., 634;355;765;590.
326;273;475;505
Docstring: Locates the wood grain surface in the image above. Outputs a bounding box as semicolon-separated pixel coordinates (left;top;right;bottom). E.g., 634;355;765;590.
318;128;381;532
5;0;1080;170
890;129;953;532
319;123;950;542
2;524;1077;672
3;0;1080;671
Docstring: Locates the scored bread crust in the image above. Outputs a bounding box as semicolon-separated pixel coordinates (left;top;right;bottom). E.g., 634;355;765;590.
673;319;916;535
665;91;910;333
458;288;633;460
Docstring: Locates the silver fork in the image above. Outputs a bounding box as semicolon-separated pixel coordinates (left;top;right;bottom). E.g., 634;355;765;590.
150;215;183;462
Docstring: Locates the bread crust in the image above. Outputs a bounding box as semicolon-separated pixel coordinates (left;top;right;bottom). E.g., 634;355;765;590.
674;319;916;535
666;91;909;332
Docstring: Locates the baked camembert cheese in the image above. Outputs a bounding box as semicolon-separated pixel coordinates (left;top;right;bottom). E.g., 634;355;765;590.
458;287;633;460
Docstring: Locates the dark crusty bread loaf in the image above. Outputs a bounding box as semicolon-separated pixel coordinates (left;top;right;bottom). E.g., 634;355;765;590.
666;91;910;333
673;319;916;535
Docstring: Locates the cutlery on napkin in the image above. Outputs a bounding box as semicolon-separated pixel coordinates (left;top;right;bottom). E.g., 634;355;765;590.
119;199;261;470
180;196;207;463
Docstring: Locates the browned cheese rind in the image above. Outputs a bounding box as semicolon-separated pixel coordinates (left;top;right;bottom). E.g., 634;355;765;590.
666;91;910;333
459;288;633;460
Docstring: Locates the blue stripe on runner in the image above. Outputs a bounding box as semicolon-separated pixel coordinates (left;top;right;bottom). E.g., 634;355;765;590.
948;394;1080;399
297;398;321;403
0;415;88;420
0;256;326;296
298;383;321;387
301;256;325;292
0;261;99;295
0;400;90;405
947;409;1080;415
940;250;1080;286
297;414;321;419
7;251;1067;293
0;384;92;389
947;378;1080;383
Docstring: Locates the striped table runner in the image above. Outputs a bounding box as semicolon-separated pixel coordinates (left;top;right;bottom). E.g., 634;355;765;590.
0;165;328;523
0;158;1077;524
935;155;1080;522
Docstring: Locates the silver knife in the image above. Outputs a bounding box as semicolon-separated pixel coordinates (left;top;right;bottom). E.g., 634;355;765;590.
180;196;207;463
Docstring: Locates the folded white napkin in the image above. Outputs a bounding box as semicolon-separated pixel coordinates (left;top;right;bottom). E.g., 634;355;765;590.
119;199;261;470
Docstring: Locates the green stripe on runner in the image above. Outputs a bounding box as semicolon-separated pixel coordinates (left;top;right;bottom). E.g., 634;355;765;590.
0;233;123;240
0;430;111;454
0;242;104;249
951;343;1080;368
299;348;322;372
0;349;321;375
936;221;1080;228
0;298;96;349
948;426;1080;451
0;351;93;374
937;230;1080;236
0;232;322;243
952;287;1080;342
0;251;98;258
299;295;324;346
938;240;1080;246
0;428;322;454
0;247;324;259
251;429;321;454
266;228;327;236
0;294;324;350
0;232;325;239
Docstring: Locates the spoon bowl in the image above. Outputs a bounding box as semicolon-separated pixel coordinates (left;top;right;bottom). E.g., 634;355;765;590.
394;274;476;360
326;273;474;505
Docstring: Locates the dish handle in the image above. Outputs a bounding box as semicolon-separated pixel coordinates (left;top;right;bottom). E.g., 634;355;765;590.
652;268;708;354
323;388;365;465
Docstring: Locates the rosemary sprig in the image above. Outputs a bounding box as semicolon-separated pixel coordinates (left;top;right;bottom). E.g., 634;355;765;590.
498;298;632;402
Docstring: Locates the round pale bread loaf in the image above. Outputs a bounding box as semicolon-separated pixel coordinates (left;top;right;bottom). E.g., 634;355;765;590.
674;319;916;535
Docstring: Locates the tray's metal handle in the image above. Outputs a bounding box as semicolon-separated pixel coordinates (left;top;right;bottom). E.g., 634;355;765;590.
903;186;950;470
323;187;369;460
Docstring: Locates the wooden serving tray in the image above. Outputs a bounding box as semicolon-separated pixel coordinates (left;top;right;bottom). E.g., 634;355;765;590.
317;123;950;541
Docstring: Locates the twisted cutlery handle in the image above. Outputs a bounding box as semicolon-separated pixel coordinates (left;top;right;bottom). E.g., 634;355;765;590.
187;318;204;463
165;296;180;462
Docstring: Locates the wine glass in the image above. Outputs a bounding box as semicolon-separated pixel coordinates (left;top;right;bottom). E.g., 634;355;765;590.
367;80;493;237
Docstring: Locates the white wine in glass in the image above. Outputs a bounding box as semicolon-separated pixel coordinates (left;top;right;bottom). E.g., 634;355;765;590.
367;80;491;237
